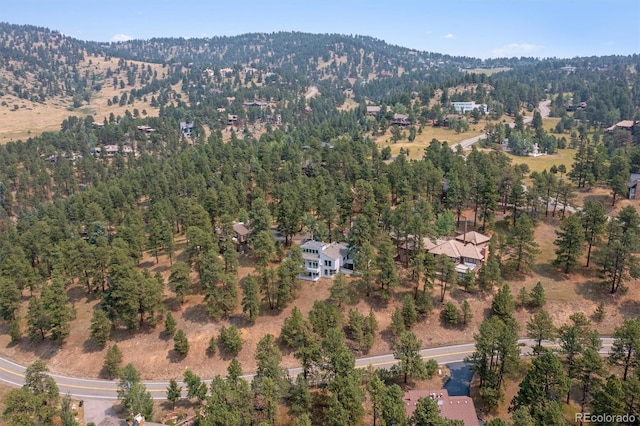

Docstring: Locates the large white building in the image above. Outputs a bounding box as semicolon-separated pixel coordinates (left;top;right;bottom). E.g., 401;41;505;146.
299;240;354;281
451;102;487;114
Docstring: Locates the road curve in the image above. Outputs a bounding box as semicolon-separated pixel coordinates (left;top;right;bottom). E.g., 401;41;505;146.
0;337;614;400
451;100;551;152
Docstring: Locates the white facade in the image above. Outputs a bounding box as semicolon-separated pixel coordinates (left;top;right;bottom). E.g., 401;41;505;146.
299;240;354;281
451;102;487;114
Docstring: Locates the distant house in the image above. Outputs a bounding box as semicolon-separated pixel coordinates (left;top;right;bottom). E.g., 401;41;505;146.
606;120;638;135
395;231;490;276
392;113;410;126
451;102;487;114
232;222;250;252
265;114;282;125
299;240;354;281
136;125;155;134
565;102;587;112
403;389;479;426
180;121;195;138
227;114;238;125
628;173;640;199
366;105;381;116
243;100;269;109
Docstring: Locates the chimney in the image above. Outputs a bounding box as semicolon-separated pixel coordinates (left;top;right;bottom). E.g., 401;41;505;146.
463;219;467;245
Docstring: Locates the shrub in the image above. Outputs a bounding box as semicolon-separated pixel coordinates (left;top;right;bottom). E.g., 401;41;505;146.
173;329;189;356
441;302;460;325
529;282;546;308
164;312;176;336
218;325;243;355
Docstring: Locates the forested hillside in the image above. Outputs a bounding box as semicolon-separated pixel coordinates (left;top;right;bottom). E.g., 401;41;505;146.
0;22;639;426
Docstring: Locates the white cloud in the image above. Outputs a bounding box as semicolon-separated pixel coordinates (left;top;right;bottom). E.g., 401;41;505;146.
111;34;133;42
491;43;542;57
443;33;455;39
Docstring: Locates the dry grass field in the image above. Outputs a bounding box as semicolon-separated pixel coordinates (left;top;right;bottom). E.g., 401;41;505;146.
0;54;183;144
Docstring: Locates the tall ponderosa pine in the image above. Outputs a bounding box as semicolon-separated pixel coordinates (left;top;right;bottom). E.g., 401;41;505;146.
579;200;607;267
506;214;540;274
594;206;640;294
553;214;585;273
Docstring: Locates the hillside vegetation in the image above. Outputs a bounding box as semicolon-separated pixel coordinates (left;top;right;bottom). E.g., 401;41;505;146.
0;22;639;426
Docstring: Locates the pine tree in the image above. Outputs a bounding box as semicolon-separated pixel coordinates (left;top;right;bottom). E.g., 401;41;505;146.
553;214;585;273
280;307;313;350
168;261;191;304
329;272;351;307
164;312;176;336
580;200;607;267
526;310;555;349
218;325;243;355
173;329;189;356
506;215;540;273
392;331;430;384
608;318;640;381
242;275;260;321
401;293;417;329
90;309;112;347
166;379;182;409
461;300;473;325
102;344;122;379
529;281;546;308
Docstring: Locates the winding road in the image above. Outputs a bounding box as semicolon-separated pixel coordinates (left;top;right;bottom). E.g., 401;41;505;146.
0;337;614;400
451;100;551;151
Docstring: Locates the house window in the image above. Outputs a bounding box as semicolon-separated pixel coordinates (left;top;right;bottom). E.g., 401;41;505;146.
329;270;336;276
324;260;332;267
324;269;329;275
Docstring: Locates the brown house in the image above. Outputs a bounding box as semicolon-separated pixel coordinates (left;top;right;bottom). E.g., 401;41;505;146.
403;389;479;426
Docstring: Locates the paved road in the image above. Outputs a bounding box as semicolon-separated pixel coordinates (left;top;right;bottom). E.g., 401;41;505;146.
0;337;614;400
451;100;551;151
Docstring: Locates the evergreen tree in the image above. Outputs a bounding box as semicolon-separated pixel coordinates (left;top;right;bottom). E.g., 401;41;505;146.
510;349;570;422
102;344;123;379
579;200;607;268
506;215;540;274
436;254;456;302
164;312;176;336
168;261;191;304
528;281;546;308
166;379;182;409
90;309;112;347
241;275;260;322
218;325;243;355
280;306;313;350
594;206;640;294
553;214;585;273
609;318;640;381
401;293;418;329
117;364;153;419
526;310;556;349
392;331;430;384
173;329;189;356
329;272;351;307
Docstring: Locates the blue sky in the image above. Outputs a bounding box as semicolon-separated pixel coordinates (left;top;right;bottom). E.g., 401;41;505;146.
2;0;639;59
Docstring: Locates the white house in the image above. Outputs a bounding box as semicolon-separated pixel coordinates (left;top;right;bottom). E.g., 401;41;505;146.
299;240;354;281
451;102;487;114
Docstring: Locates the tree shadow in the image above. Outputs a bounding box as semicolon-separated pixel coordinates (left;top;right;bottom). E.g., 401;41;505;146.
532;263;565;282
379;328;397;348
16;338;60;360
166;349;186;363
574;279;610;303
182;304;210;324
82;337;105;354
619;299;640;319
66;284;89;304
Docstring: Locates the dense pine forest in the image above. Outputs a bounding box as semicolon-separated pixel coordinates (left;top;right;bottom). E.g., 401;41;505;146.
0;22;639;426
